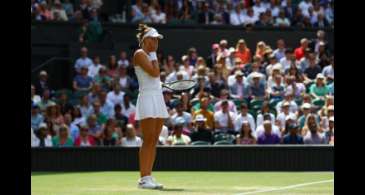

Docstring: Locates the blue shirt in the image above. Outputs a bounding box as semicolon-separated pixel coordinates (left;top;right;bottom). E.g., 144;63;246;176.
69;124;80;142
250;83;266;98
258;133;280;144
31;113;44;130
74;75;93;89
273;49;285;61
283;134;304;144
100;101;114;118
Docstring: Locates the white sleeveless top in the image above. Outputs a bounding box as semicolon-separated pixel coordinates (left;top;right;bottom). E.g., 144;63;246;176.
134;66;162;94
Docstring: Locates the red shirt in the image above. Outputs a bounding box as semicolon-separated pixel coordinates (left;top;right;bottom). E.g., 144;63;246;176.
235;49;251;65
295;47;305;60
74;135;95;146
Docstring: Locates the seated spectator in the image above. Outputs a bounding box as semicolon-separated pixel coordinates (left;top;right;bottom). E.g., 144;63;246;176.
282;124;304;144
34;70;51;96
319;105;334;131
298;0;313;18
87;114;104;140
257;120;281;144
236;121;257;145
163;89;175;111
322;62;334;82
301;113;320;136
37;89;55;112
207;72;226;98
266;54;283;77
74;124;96;147
256;103;276;127
323;116;334;144
192;97;215;130
98;91;114;119
190;115;213;143
234;103;256;133
295;38;309;61
276;102;294;130
31;105;44;131
234;39;252;65
303;116;325;144
45;103;64;134
207;44;220;69
121;94;136;118
255;41;270;59
249;72;267;100
64;113;79;142
198;3;214;24
298;103;312;130
117;51;130;68
58;91;73;115
71;106;86;127
243;7;258;26
280;48;295;71
187;47;198;67
309;74;329;104
121;124;142;147
286;63;305;83
79;95;92;118
253;0;267;17
298;48;311;72
33;123;53;147
255;12;273;27
51;0;68;21
131;0;144;23
74;47;93;73
214;89;237;113
171;102;192;131
31;85;41;105
62;0;74;17
31;128;38;147
274;10;290;27
159;125;169;145
88;83;102;103
94;66;112;91
230;4;245;26
229;70;250;100
313;13;329;28
90;100;108;125
112;104;129;128
304;54;322;83
273;39;286;61
151;5;166;24
244;57;266;77
276;92;298;114
106;83;125;106
268;74;285;101
88;55;104;79
52;124;74;147
106;55;119;79
285;75;306;100
73;65;93;92
180;55;194;78
99;119;119;146
214;100;236;134
167;119;191;145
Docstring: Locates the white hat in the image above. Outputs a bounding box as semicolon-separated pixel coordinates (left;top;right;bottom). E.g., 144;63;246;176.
285;113;297;121
38;123;47;129
282;101;290;107
316;73;325;79
329;116;334;122
142;28;163;42
263;120;271;125
174;117;186;125
301;103;311;109
272;64;282;71
252;72;262;78
195;114;207;122
39;70;47;76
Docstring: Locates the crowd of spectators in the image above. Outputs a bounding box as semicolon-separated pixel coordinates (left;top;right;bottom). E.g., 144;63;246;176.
31;29;334;147
31;0;334;28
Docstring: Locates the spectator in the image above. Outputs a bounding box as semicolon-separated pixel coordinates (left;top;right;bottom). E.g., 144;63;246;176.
106;83;125;106
304;53;322;82
37;89;55;112
287;62;305;83
253;0;267;17
166;118;191;145
74;47;93;73
322;59;334;81
94;66;112;91
234;103;256;133
298;0;313;18
257;120;280;144
313;13;329;28
99;119;119;146
73;65;93;92
280;48;295;71
121;94;136;119
180;55;194;78
86;113;104;140
31;105;44;131
121;124;142;147
33;123;53;147
64;113;79;142
193;97;215;130
285;75;306;100
282;124;304;144
244;7;258;26
91;99;109;125
269;0;281;18
273;39;286;61
57;91;73;115
34;3;47;21
282;0;295;18
198;3;214;24
303;115;325;144
236;121;257;144
51;0;68;21
187;47;198;66
324;1;334;25
323;116;334;144
309;74;329;104
234;39;252;65
62;0;74;17
112;104;129;128
255;41;269;59
244;56;266;76
298;103;312;130
34;70;51;96
31;128;38;147
117;51;130;68
276;102;293;129
266;55;283;77
52;124;74;147
229;70;250;100
291;8;304;27
31;85;41;105
248;72;267;100
317;42;331;69
207;72;226;98
74;124;96;146
276;92;298;114
214;89;237;113
214;100;236;134
301;113;320;135
274;10;290;27
71;106;85;127
159;125;169;145
151;5;166;24
45;103;64;134
190;114;213;143
106;55;119;79
255;12;273;27
172;102;192;131
79;95;91;118
79;0;93;20
295;38;309;61
207;43;220;68
88;55;104;79
256;103;276;127
268;74;285;101
230;4;245;25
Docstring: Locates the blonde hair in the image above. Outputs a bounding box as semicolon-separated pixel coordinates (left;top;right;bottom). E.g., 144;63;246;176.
136;23;151;47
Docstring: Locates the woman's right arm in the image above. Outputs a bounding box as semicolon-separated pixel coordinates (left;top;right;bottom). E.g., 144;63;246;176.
134;51;160;77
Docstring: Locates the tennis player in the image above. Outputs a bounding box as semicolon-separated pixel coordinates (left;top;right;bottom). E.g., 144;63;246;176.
133;24;169;189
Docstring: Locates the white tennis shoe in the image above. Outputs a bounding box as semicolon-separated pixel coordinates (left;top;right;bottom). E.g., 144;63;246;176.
138;176;163;189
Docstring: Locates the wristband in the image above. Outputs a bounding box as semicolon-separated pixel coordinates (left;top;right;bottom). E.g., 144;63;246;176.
149;52;158;61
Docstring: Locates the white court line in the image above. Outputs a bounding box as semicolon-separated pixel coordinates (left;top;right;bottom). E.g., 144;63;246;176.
234;179;334;195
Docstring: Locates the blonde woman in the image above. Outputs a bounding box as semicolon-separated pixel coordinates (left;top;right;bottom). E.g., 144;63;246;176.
133;24;169;189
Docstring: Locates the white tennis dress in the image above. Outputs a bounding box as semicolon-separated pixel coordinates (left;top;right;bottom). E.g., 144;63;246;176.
134;64;169;120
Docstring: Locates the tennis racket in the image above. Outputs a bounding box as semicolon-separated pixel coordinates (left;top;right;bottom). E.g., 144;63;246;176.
162;80;197;92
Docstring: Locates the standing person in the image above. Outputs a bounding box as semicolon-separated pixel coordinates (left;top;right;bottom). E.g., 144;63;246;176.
133;24;169;189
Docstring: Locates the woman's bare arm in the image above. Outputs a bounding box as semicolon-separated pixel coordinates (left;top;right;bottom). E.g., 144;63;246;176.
134;50;160;77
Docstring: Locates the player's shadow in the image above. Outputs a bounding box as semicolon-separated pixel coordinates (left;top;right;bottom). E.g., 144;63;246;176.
158;188;185;192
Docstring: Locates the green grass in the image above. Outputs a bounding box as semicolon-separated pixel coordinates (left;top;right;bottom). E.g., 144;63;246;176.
31;172;334;195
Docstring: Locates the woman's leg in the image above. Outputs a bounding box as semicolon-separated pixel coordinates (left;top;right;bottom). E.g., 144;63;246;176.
147;118;164;175
139;118;156;177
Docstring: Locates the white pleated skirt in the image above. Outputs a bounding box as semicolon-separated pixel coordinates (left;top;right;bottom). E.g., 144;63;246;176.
135;90;169;120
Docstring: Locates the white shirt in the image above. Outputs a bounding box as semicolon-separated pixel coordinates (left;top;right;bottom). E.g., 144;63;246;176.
32;135;53;147
280;57;292;71
74;57;93;72
159;125;169;145
166;71;189;83
271;6;280;17
276;112;292;129
234;113;256;132
275;17;290;27
151;12;166;24
276;100;298;114
88;64;103;78
230;11;245;25
119;77;128;89
118;59;129;68
171;112;192;127
32;95;41;104
106;91;125;106
121;136;142;147
121;103;136;118
214;100;237;114
256;124;281;138
243;14;258;25
214;110;236;131
253;4;267;17
256;113;276;127
298;1;313;17
322;65;334;79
